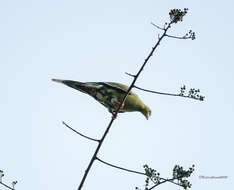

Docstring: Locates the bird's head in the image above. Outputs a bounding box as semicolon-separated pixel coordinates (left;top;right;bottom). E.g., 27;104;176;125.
141;105;152;120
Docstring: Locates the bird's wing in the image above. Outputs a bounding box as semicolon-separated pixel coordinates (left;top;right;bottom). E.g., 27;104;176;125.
97;82;132;95
84;82;131;112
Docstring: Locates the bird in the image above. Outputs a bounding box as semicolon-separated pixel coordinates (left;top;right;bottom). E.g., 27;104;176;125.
52;79;151;119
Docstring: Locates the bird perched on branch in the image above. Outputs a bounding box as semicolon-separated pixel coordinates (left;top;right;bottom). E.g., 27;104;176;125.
52;79;151;119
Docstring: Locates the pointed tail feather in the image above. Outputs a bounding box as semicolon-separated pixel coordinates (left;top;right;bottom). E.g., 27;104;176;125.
52;79;84;87
51;79;65;84
52;79;90;94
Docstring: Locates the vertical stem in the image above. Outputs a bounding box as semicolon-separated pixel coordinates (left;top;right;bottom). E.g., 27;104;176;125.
78;119;115;190
78;22;172;190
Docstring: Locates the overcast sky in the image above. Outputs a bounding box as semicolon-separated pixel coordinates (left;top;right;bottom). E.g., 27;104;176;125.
1;0;233;190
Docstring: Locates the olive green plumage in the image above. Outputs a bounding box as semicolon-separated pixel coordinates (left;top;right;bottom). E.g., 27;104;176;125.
52;79;151;119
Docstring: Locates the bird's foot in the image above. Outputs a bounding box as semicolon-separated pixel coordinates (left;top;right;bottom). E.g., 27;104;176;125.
116;101;125;109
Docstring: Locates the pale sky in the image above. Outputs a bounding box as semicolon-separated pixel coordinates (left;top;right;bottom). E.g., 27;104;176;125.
1;0;233;190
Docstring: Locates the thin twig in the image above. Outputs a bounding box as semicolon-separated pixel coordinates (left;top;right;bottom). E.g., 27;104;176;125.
150;22;165;30
96;157;145;175
0;182;14;190
134;85;202;101
78;21;173;190
125;72;136;78
62;121;99;142
159;177;181;187
165;34;190;39
148;177;183;190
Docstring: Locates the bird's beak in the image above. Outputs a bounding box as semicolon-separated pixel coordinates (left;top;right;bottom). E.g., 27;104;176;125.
146;110;152;120
144;113;149;120
142;107;151;120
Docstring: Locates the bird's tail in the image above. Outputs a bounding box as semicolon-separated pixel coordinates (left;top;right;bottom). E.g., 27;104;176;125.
52;78;84;87
52;78;91;95
52;79;64;84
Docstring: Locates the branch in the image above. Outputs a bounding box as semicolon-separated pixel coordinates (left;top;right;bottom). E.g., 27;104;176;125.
77;9;197;190
96;157;145;175
96;157;186;189
0;182;14;190
165;33;195;40
0;171;16;190
156;177;180;186
150;22;165;30
96;158;187;188
148;177;183;190
134;85;182;96
137;164;195;190
165;30;196;40
96;158;185;190
78;19;174;190
62;121;99;142
134;85;204;101
165;34;189;39
125;72;136;78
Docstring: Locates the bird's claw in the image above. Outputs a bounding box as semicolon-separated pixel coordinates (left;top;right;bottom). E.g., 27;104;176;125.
116;101;125;109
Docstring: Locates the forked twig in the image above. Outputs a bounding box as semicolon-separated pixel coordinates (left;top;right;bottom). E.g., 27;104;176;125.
95;158;186;189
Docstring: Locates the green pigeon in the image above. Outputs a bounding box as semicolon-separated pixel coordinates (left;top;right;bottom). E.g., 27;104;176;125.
52;79;151;119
